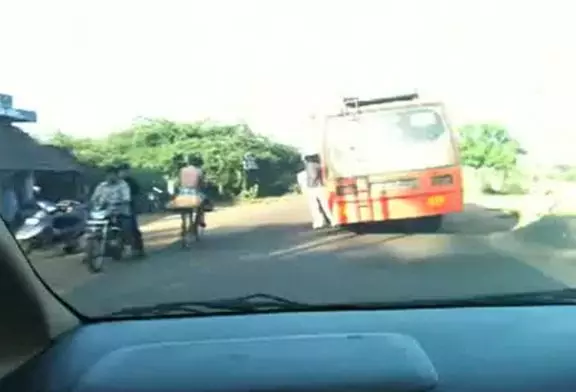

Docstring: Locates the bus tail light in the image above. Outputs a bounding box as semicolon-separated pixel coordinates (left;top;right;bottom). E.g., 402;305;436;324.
431;174;453;186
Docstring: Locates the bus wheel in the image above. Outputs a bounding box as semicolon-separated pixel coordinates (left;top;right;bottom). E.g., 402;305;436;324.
348;223;369;234
416;215;443;233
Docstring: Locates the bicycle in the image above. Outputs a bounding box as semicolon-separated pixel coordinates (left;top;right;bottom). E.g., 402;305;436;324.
180;207;204;248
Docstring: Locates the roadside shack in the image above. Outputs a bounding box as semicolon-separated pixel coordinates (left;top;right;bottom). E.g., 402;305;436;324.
0;94;83;225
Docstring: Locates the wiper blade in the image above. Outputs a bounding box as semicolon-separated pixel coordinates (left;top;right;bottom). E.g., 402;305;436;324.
428;288;576;307
347;288;576;309
105;289;576;319
342;289;576;309
106;293;313;318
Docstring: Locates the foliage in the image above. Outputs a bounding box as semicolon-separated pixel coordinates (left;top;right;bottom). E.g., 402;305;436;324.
237;185;260;201
480;168;530;195
49;119;532;200
550;165;576;182
47;119;301;200
458;123;522;172
457;123;532;195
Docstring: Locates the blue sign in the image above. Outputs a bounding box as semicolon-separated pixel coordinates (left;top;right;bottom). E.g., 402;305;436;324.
0;93;37;123
0;106;37;123
0;94;13;108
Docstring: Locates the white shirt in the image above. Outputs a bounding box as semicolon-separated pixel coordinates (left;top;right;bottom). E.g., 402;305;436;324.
297;170;307;192
91;180;131;215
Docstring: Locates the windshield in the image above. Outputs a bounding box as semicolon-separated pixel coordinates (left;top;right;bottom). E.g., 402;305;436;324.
1;3;575;319
325;108;455;176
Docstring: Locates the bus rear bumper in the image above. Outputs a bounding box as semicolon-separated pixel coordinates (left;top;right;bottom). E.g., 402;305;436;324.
330;190;464;226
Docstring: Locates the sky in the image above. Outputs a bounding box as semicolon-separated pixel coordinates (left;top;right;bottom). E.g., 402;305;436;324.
1;0;575;163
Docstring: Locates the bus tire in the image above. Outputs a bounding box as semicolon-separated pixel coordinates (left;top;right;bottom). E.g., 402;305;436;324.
348;223;369;234
416;215;443;233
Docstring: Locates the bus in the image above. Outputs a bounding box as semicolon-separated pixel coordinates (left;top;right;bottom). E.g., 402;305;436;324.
320;92;463;232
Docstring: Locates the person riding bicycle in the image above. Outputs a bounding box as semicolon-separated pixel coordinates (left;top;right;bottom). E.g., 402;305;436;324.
90;165;133;240
171;154;211;227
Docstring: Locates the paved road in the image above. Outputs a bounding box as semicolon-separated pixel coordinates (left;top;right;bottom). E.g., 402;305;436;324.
29;196;573;317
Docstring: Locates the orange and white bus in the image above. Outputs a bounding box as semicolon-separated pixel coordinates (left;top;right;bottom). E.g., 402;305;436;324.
320;93;463;231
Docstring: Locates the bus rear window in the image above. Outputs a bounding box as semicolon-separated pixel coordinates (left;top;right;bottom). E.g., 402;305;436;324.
398;110;446;142
326;108;447;145
324;107;453;176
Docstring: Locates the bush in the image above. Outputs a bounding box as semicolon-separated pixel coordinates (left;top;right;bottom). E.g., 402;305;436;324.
499;182;529;195
47;120;301;201
481;169;530;195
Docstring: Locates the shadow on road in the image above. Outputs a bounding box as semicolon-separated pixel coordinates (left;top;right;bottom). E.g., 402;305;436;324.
442;204;519;234
65;217;569;316
59;211;576;317
135;203;520;259
301;250;567;303
512;214;576;250
38;200;563;317
156;222;337;254
27;202;521;271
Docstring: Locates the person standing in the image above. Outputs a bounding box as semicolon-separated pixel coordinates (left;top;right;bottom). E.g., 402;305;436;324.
22;172;35;205
1;178;19;230
301;150;331;230
117;163;145;258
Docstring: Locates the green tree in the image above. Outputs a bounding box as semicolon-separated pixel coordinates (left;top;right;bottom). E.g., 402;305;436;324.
458;123;522;171
47;119;301;200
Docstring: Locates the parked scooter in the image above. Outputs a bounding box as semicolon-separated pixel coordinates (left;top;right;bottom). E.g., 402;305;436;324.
15;199;88;255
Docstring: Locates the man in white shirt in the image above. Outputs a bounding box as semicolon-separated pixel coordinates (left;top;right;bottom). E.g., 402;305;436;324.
300;150;332;229
90;166;134;248
91;166;132;216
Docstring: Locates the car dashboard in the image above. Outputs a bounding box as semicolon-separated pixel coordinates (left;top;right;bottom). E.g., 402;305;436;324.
1;305;576;392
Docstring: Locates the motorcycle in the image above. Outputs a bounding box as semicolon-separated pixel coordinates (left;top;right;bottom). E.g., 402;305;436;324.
83;204;129;273
146;187;165;213
15;199;87;255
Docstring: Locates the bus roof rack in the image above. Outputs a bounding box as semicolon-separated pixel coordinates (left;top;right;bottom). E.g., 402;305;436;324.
343;92;419;109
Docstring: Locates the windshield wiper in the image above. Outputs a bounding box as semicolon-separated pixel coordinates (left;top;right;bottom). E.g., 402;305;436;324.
420;288;576;307
105;289;576;319
106;293;315;318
